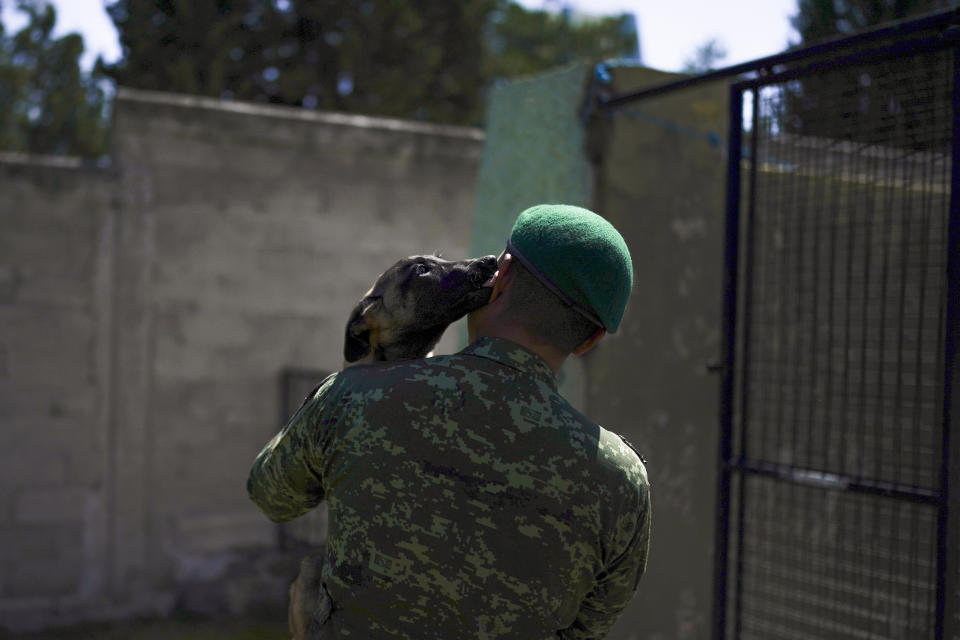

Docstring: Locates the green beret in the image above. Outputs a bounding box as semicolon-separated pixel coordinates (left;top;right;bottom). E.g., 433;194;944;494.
507;204;633;333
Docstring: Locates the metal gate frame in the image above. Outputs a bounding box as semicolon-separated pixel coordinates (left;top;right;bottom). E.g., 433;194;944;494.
593;8;960;639
713;23;960;640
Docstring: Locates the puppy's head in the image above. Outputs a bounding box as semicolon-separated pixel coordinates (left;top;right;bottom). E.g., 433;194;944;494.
344;254;498;364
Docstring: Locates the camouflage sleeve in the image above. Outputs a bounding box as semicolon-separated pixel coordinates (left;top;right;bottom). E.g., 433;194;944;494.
247;373;340;523
560;479;651;639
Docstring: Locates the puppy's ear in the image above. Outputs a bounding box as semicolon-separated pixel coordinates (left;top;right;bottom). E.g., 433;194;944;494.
344;298;378;363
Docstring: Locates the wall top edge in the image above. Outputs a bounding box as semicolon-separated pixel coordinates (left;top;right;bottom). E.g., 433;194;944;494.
0;151;116;177
115;87;486;142
0;150;84;170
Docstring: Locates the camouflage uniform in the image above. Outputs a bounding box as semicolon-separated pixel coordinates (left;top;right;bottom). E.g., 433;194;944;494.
248;337;650;639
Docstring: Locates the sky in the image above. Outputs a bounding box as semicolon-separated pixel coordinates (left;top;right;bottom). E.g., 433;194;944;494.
1;0;799;74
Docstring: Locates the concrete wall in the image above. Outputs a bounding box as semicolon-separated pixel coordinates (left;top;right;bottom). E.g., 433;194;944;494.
0;88;484;631
0;156;117;615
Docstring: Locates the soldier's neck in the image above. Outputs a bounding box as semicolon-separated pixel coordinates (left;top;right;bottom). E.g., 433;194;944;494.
469;323;568;374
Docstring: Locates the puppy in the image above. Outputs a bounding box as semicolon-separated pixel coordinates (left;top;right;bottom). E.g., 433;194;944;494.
343;253;499;366
288;549;328;640
288;253;498;639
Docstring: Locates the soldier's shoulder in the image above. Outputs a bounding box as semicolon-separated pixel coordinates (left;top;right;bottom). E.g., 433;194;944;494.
336;356;472;396
617;432;648;467
598;427;649;488
291;371;341;416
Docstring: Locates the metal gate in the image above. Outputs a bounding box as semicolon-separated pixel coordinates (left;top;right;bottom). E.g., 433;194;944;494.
713;16;960;640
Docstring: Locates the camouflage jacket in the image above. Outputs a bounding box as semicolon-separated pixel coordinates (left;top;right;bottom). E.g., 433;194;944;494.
248;337;650;639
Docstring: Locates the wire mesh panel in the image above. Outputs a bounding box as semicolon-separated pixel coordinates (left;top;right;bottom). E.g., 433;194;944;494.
737;477;937;639
741;49;952;494
721;38;956;640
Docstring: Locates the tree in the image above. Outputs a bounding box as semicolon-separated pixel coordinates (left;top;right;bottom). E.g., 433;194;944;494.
103;0;251;99
103;0;499;125
791;0;959;45
782;0;960;149
485;1;638;82
682;38;727;74
0;0;109;156
102;0;638;126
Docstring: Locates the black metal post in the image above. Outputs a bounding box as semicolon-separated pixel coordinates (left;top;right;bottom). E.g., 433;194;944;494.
936;40;960;640
730;87;761;640
712;86;744;640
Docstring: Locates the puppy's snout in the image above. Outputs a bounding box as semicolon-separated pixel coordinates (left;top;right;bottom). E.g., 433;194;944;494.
469;255;498;285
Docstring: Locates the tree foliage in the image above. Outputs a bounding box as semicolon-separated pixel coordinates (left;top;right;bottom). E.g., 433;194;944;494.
791;0;958;45
0;0;109;156
0;0;637;155
782;0;959;149
485;2;637;81
682;38;728;74
103;0;495;124
102;0;637;126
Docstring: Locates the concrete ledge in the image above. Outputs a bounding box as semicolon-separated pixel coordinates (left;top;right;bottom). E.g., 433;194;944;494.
0;151;83;169
116;87;486;142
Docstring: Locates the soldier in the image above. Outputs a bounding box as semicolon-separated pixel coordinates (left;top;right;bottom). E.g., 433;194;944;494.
248;204;650;639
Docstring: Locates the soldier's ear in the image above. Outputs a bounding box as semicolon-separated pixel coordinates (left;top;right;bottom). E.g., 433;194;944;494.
487;253;514;304
572;327;606;356
343;297;380;363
